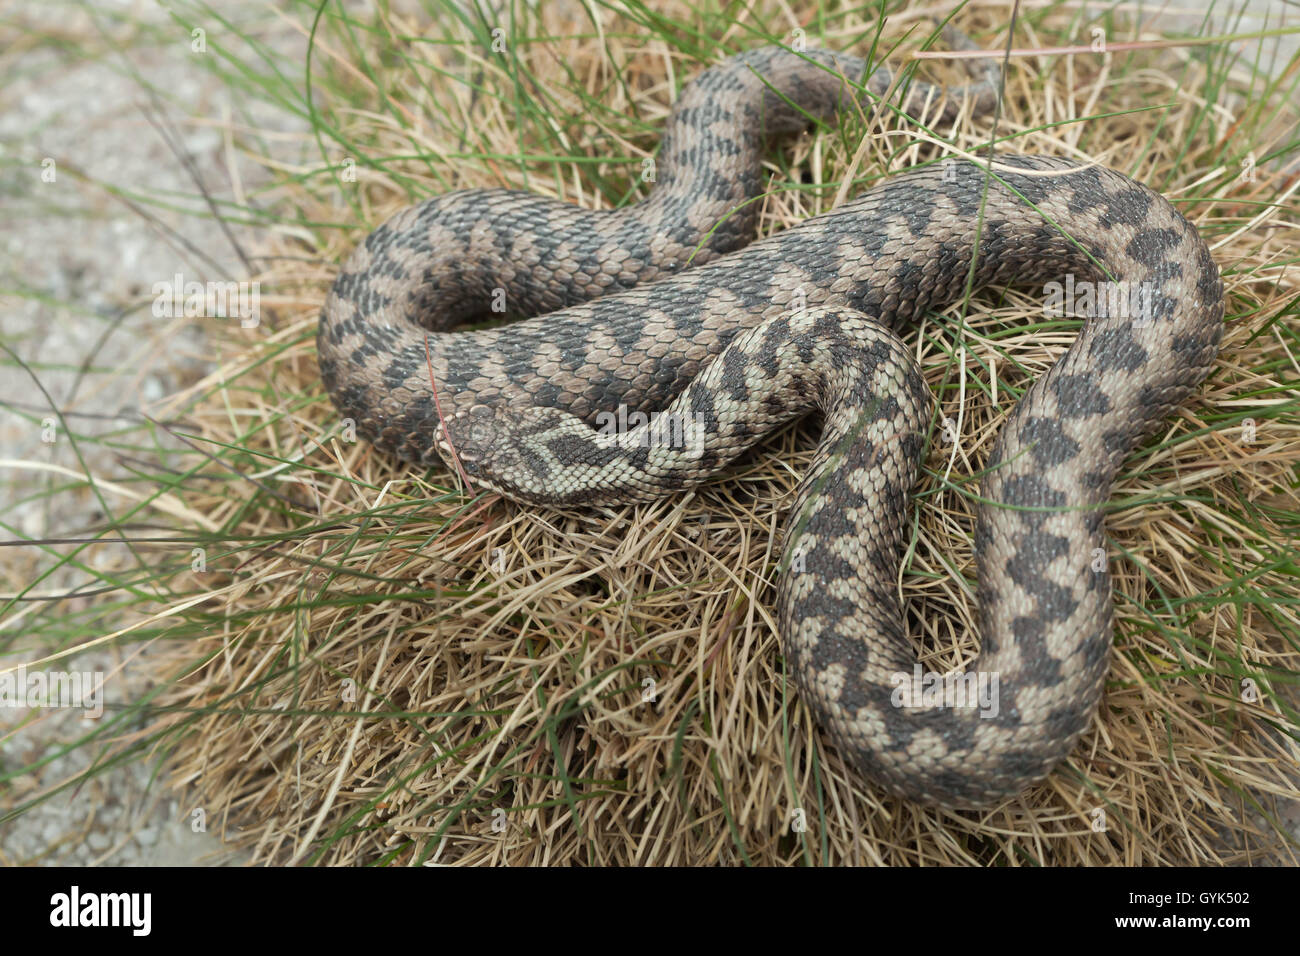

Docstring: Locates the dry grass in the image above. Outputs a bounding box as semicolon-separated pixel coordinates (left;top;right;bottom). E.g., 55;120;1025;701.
133;1;1299;864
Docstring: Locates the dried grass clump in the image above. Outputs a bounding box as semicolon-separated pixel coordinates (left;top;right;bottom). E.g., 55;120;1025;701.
148;2;1299;864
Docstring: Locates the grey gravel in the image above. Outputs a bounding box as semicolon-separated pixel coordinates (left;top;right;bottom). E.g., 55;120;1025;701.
0;0;306;867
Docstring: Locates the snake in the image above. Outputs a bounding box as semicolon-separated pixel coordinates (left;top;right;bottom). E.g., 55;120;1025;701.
317;36;1225;807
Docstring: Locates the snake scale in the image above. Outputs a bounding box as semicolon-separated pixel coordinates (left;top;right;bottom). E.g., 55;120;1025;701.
318;39;1224;807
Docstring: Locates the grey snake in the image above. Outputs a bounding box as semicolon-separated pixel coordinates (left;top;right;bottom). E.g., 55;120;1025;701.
317;37;1224;807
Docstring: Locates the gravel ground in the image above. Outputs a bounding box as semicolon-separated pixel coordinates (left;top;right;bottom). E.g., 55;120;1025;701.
0;0;306;866
1;0;1295;866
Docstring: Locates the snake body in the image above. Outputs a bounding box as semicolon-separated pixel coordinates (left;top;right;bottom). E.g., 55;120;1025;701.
318;43;1224;806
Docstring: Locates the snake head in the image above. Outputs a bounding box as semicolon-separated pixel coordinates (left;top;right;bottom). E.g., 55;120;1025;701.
439;405;600;505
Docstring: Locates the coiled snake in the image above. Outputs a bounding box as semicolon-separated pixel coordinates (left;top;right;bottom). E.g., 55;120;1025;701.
318;39;1224;807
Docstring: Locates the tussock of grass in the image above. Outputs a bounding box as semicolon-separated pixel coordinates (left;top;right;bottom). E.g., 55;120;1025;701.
7;0;1299;865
